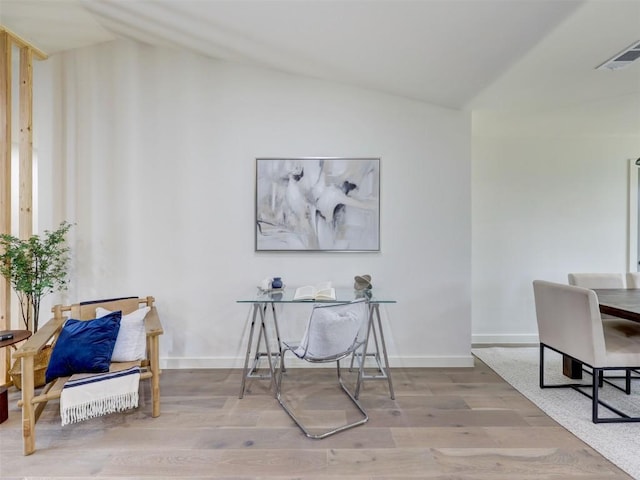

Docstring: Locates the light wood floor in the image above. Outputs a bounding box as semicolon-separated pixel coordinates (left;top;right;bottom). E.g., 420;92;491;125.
0;358;632;479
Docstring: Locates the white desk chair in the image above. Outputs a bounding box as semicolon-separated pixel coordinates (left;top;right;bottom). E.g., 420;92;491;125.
276;299;369;439
533;280;640;423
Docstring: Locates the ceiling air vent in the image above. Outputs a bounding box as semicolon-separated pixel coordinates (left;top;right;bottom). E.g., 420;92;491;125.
597;40;640;70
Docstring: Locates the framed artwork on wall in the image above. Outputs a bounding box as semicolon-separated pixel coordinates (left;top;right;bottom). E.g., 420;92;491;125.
255;157;380;252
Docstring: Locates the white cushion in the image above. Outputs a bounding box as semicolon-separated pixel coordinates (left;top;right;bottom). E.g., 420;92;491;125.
293;301;366;359
96;306;150;362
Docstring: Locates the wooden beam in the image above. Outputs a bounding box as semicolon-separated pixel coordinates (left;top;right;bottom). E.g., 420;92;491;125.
0;26;47;61
0;24;44;345
0;31;11;384
19;46;33;240
0;33;11;232
19;46;34;331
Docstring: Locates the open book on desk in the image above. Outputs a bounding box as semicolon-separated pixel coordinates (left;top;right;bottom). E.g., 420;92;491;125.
293;282;336;301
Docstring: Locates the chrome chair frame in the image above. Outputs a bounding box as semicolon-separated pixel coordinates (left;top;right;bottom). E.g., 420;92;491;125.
275;299;369;439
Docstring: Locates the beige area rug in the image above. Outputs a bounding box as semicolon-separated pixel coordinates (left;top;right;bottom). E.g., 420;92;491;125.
473;346;640;480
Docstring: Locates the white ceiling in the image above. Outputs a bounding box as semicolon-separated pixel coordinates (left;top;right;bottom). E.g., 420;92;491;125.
1;0;639;112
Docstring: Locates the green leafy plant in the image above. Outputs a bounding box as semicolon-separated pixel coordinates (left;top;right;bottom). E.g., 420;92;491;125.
0;221;73;332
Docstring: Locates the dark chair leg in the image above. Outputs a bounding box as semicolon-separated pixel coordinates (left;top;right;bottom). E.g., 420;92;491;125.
592;368;600;423
539;346;640;423
539;344;545;388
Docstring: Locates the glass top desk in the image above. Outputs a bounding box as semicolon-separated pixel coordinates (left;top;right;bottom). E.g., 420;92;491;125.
237;288;396;400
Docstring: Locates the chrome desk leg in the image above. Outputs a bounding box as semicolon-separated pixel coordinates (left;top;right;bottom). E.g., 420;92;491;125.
239;302;284;398
239;304;260;399
258;304;276;393
239;302;277;398
251;304;269;373
373;304;395;400
354;303;394;400
270;302;285;373
370;311;383;372
355;305;375;399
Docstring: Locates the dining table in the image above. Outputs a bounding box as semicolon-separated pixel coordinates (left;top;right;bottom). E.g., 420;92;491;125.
562;288;640;379
594;288;640;321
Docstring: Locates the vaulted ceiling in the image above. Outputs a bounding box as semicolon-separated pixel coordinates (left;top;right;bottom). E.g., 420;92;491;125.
1;0;639;112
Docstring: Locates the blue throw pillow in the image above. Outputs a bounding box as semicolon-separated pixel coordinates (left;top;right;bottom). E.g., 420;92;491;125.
45;311;122;383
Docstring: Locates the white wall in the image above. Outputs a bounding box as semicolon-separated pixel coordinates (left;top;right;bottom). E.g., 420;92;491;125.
472;96;640;344
32;40;472;368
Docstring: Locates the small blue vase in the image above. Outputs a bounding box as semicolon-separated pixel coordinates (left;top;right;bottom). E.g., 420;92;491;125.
271;277;283;289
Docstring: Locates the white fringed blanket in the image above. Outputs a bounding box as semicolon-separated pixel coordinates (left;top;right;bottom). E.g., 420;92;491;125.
60;365;140;426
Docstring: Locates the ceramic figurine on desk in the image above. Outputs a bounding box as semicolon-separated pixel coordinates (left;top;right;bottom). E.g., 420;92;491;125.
354;274;372;291
355;289;372;299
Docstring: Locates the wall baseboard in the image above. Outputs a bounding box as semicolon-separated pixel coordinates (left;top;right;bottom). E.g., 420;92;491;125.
160;354;475;370
159;338;540;370
472;333;539;345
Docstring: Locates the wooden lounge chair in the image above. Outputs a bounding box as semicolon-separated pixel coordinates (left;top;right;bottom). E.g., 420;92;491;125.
12;296;163;455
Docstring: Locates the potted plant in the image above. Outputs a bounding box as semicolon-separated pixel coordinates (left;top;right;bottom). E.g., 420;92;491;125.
0;221;73;388
0;221;73;333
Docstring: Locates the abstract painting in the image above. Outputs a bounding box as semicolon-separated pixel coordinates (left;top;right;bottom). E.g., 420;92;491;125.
255;157;380;251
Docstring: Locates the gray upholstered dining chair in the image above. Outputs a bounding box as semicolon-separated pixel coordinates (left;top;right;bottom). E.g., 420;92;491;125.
567;273;626;289
275;299;369;438
568;272;629;320
533;280;640;423
567;273;640;389
627;272;640;289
